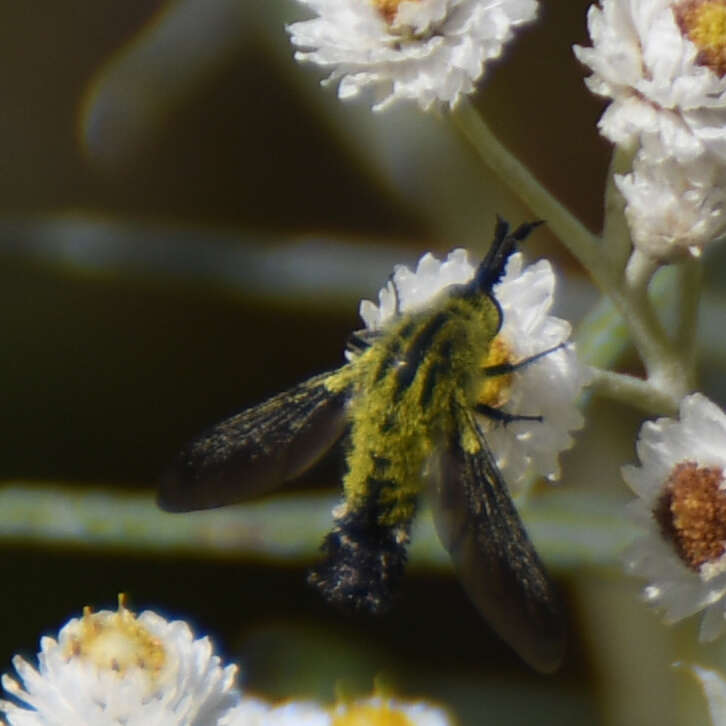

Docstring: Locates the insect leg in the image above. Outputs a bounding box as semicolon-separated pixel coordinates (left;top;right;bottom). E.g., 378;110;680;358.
347;331;373;355
345;274;401;357
482;342;566;377
475;344;565;425
474;403;542;425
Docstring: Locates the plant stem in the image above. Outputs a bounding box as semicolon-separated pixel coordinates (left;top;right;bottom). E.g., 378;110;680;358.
623;248;692;399
587;368;679;416
674;257;703;380
602;145;634;274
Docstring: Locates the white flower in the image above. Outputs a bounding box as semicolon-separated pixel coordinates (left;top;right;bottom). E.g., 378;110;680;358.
574;0;726;162
615;139;726;259
353;246;588;489
222;693;453;726
221;699;332;726
287;0;539;111
330;694;453;726
0;599;240;726
623;393;726;641
267;702;332;726
357;248;474;332
481;252;588;486
218;698;271;726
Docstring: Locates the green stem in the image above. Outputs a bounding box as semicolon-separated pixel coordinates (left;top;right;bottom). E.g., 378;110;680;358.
602;145;635;274
623;249;691;400
587;368;679;416
674;257;703;380
622;248;672;372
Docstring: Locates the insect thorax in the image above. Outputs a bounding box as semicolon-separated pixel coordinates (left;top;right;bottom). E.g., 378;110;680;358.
328;289;502;528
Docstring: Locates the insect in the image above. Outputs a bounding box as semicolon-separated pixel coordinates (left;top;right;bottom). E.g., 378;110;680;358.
158;218;566;673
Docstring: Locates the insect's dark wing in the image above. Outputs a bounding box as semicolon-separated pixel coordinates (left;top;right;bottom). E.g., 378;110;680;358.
158;370;350;512
428;410;566;673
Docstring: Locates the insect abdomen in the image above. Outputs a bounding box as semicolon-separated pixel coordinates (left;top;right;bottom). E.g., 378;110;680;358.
310;293;501;613
344;294;500;518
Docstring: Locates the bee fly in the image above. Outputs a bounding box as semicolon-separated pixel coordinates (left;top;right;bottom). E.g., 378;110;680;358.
159;218;566;673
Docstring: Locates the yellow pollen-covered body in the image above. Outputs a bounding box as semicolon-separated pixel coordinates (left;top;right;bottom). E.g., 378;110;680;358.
326;288;502;528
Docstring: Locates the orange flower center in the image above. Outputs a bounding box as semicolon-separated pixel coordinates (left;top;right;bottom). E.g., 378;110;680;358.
654;461;726;570
675;0;726;76
372;0;419;24
63;597;166;682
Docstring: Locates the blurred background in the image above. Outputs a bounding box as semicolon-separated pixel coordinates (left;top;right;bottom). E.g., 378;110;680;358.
1;1;723;724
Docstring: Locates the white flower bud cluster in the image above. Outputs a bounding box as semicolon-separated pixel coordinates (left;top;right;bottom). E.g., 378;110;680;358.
575;0;726;260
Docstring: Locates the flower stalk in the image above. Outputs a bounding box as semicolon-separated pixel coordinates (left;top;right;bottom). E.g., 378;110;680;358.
602;145;635;272
622;248;694;401
587;368;679;416
674;257;703;366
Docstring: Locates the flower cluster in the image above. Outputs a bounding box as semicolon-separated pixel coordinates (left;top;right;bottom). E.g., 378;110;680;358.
575;0;726;259
353;246;588;491
287;0;539;110
0;599;454;726
614;142;726;259
623;394;726;640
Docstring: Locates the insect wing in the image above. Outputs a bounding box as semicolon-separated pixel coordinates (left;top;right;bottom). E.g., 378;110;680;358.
159;370;349;512
428;412;565;673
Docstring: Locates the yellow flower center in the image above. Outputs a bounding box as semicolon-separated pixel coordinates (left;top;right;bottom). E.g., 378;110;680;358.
332;703;415;726
476;335;514;409
654;461;726;570
62;596;166;682
675;0;726;76
372;0;419;24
